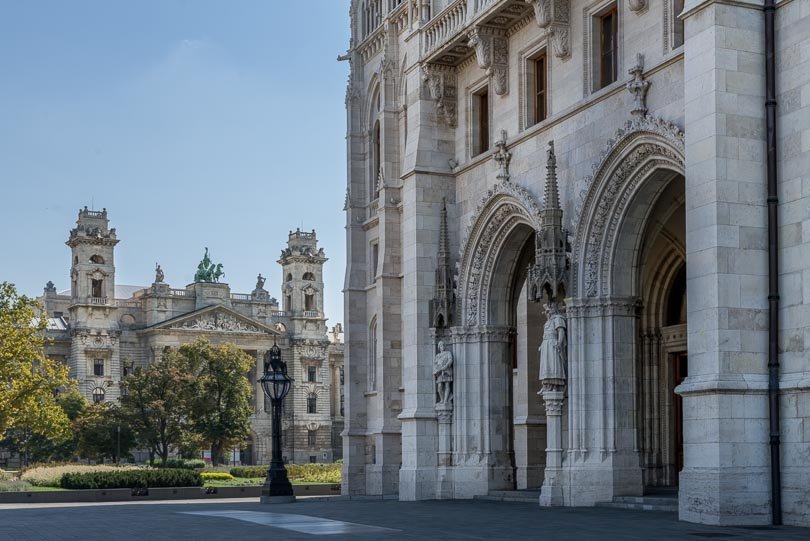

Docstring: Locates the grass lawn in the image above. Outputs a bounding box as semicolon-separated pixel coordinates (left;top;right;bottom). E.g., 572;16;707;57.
26;486;67;492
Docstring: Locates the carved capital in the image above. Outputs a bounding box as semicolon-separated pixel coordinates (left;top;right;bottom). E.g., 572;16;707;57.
422;64;457;128
467;26;509;95
525;0;570;59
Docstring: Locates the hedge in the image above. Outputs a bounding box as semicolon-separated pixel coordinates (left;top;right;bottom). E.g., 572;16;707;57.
60;468;202;490
230;465;267;479
230;463;341;484
200;472;233;481
151;459;206;470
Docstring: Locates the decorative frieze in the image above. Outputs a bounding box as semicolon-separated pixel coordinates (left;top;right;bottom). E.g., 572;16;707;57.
467;26;509;95
171;312;263;333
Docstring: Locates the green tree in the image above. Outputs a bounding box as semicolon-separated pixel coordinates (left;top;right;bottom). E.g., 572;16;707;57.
75;403;136;463
0;282;72;451
119;354;191;465
179;340;253;465
23;386;88;462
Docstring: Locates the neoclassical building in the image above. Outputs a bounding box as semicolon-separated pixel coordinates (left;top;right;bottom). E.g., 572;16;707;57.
342;0;810;528
41;208;345;465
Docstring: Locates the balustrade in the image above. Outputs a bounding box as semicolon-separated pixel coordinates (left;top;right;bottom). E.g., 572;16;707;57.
422;0;467;57
88;296;107;305
303;310;320;319
231;293;252;301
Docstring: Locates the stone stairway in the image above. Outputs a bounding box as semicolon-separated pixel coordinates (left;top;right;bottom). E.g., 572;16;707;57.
473;489;541;503
595;490;679;513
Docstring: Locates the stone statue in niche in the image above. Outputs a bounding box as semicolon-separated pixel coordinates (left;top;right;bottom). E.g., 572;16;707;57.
539;303;567;391
433;340;454;405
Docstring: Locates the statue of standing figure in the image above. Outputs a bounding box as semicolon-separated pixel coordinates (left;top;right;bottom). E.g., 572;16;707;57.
433;340;454;405
256;273;266;290
155;263;164;283
539;303;567;392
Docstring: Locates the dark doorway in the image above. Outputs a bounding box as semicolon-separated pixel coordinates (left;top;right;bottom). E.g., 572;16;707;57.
673;353;688;482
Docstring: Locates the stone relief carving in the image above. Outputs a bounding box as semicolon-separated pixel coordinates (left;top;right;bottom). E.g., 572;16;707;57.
492;130;511;182
433;340;454;405
422;64;457;128
467;26;509;95
626;53;651;117
628;0;648;13
172;312;263;333
525;0;570;59
539;303;567;391
572;116;685;297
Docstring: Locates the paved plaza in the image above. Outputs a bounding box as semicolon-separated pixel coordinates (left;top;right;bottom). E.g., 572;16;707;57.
0;497;806;540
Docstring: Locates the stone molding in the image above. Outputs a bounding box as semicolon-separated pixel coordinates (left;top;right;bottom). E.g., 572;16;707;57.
422;64;457;128
571;116;685;297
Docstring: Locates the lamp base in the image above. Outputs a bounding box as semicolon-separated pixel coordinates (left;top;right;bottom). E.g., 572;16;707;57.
260;495;296;504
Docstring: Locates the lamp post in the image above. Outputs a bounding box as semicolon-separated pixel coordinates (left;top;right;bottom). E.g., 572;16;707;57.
259;342;295;503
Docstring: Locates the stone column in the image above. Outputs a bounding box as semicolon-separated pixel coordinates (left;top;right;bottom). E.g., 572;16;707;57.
539;388;565;506
678;0;770;526
435;403;453;499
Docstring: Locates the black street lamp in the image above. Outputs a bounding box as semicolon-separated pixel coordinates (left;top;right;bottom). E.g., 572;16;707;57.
259;341;295;503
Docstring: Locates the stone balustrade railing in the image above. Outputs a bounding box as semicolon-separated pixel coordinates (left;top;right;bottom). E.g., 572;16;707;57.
422;0;467;58
303;310;320;318
88;296;107;305
271;310;288;317
231;293;252;301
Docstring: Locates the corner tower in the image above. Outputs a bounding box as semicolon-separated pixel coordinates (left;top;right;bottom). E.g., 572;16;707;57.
66;207;122;402
278;229;334;462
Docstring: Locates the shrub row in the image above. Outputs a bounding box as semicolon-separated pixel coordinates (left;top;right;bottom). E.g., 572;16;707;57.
21;464;136;487
200;472;233;481
60;468;202;490
150;458;206;470
230;463;341;484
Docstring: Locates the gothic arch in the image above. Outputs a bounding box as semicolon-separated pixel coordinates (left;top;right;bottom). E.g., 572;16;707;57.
457;181;543;327
571;116;685;298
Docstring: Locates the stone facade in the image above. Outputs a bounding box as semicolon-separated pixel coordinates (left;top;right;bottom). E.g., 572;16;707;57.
42;208;344;465
343;0;810;527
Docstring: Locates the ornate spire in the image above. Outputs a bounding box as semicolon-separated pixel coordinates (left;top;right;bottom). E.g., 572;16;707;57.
544;140;560;211
529;140;570;303
431;199;455;328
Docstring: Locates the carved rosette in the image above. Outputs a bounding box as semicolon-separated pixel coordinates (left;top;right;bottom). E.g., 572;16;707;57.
525;0;570;59
422;64;457;128
467;26;509;95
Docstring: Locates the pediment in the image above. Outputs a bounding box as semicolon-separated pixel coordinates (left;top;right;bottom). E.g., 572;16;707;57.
148;305;281;335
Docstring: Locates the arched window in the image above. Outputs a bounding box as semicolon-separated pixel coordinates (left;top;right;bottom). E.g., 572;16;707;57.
286;273;293;282
302;272;316;281
89;254;105;264
92;387;105;403
368;317;377;390
371;119;381;200
307;393;317;414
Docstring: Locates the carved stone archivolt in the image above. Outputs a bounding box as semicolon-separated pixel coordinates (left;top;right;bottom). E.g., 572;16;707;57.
571;116;685;298
422;64;457;128
525;0;570;59
467;26;509;95
458;181;543;326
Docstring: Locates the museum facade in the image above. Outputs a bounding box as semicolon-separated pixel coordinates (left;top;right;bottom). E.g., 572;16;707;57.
342;0;810;527
40;208;345;465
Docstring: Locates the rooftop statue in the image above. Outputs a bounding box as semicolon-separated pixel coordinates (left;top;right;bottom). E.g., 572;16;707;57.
194;248;225;283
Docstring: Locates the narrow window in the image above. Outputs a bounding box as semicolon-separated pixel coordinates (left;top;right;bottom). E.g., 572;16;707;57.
91;279;103;298
305;294;314;312
368;318;378;390
285;295;292;311
672;0;684;49
476;88;490;154
308;366;317;383
372;120;381;199
371;242;379;280
528;51;548;126
599;7;618;89
309;455;317;464
93;359;104;377
308;430;317;447
92;387;105;403
307;394;317;414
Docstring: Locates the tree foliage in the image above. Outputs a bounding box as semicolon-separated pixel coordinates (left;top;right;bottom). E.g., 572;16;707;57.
0;282;71;447
178;340;253;465
75;403;136;463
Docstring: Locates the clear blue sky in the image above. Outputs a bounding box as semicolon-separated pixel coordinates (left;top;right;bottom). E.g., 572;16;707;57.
0;0;351;324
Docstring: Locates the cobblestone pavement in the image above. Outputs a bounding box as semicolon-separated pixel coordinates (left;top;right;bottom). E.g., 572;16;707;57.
0;497;806;540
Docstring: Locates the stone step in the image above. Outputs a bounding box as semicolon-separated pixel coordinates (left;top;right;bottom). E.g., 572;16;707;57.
613;495;679;506
474;490;541;503
594;500;678;513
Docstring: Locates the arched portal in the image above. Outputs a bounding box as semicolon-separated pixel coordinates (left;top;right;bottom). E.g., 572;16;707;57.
453;181;546;494
566;116;686;505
